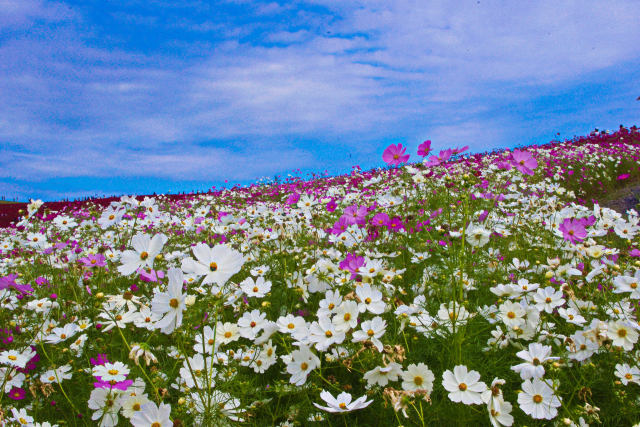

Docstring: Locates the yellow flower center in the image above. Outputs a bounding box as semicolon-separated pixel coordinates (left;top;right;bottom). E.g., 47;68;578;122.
209;262;218;272
458;383;467;391
169;298;179;308
414;376;423;386
139;251;149;260
533;394;543;403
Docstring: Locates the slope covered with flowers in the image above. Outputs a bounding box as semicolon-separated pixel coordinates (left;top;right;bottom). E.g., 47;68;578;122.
1;127;640;426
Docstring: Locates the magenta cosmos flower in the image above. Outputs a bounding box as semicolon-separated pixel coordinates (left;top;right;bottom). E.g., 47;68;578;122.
510;150;538;176
558;218;587;243
339;253;366;279
417;140;432;157
383;143;410;166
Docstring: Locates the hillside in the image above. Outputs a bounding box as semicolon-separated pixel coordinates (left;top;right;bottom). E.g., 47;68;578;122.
1;126;639;426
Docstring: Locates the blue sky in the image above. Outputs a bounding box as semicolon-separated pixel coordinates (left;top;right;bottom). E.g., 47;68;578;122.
1;0;639;201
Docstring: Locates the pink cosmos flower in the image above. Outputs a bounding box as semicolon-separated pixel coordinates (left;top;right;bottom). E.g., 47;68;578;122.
382;144;410;166
452;145;469;154
339;253;366;279
417;140;432;157
342;205;368;226
370;212;390;227
8;387;25;400
424;149;453;167
617;174;630;180
138;268;165;283
330;216;351;235
558;218;587;243
78;253;107;268
510;150;538;176
93;379;133;390
387;216;404;232
0;274;33;295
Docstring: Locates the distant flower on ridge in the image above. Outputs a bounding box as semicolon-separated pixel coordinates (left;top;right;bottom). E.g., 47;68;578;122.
383;143;410;166
417;140;432;157
509;150;538;176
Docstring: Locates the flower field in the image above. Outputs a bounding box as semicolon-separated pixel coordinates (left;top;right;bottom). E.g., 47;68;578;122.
2;127;640;426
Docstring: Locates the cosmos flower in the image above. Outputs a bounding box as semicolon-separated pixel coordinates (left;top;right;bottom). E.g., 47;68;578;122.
181;242;244;289
313;390;372;413
517;379;561;420
382;143;410;166
509;150;538;175
558;218;587;244
417;140;432;157
151;268;187;334
117;233;168;276
131;402;172;427
442;365;487;405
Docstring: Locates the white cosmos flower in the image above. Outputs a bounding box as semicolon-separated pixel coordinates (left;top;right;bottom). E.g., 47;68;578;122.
442;365;487;405
363;362;402;387
117;233;168;276
607;320;639;351
283;345;321;386
511;343;558;380
613;270;640;298
40;364;72;384
355;283;386;314
313;390;372;413
401;363;435;393
517;378;561;420
151;268;187;334
131;402;172;427
181;242;244;289
466;224;491;247
93;361;130;382
352;316;387;352
332;300;359;332
614;363;640;385
532;286;564;313
240;276;271;298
